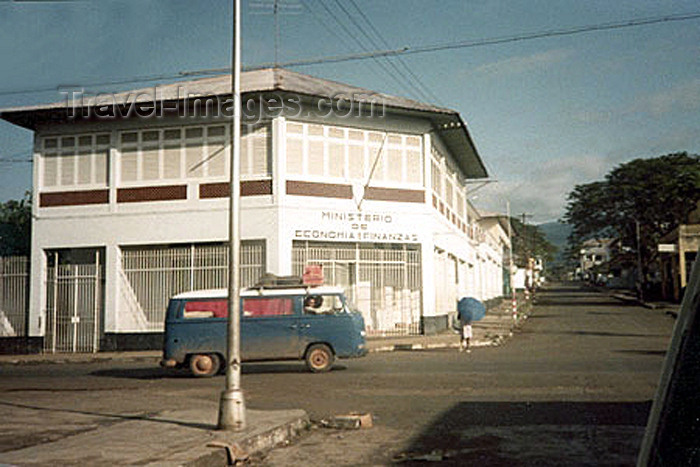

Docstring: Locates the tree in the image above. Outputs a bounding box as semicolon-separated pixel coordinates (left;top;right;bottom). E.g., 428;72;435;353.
563;152;700;286
0;193;32;256
510;218;557;267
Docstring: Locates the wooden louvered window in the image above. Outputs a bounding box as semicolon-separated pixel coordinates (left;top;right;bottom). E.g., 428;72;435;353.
40;133;109;190
284;121;424;187
117;124;240;185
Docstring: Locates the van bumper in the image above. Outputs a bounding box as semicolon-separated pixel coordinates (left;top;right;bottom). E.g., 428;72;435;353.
160;358;178;368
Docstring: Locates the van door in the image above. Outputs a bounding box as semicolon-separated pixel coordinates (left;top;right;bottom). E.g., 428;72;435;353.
241;296;300;360
299;294;354;356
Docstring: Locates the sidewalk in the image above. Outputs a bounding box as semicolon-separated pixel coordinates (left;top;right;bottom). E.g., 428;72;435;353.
0;404;309;466
0;299;527;465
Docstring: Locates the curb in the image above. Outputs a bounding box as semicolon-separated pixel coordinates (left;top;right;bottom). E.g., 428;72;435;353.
183;411;310;467
0;354;161;366
368;335;511;353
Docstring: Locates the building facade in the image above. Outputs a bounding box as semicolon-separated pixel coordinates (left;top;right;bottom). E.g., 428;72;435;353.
1;68;509;352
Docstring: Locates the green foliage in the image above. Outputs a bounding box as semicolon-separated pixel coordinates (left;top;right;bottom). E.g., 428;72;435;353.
563;152;700;273
510;218;557;266
0;193;32;256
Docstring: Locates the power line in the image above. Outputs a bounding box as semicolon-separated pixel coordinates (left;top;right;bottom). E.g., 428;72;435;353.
254;11;700;69
346;0;441;104
0;11;698;98
306;0;421;100
330;0;432;103
297;0;388;87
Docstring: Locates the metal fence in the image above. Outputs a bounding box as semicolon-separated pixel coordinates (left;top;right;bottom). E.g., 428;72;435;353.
0;256;29;337
292;241;422;336
120;241;266;331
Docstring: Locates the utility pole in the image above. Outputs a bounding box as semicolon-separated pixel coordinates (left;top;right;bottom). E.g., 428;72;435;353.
635;219;644;302
520;213;533;298
218;0;246;431
506;201;517;319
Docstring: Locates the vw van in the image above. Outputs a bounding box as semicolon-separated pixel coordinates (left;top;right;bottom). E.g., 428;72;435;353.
160;285;367;376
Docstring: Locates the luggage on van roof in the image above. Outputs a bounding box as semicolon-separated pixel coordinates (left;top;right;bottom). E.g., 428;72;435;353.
255;273;304;288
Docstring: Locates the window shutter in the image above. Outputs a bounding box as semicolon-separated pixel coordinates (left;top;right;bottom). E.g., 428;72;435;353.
43;154;58;187
406;149;422;184
163;144;182;179
121;147;139;182
286;138;303;175
142;147;160;180
328;141;344;178
77;150;92;185
308;140;324;176
387;148;402;182
348;145;364;180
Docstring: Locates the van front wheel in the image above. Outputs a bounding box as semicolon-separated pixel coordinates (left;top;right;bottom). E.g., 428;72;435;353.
189;353;221;378
305;344;334;373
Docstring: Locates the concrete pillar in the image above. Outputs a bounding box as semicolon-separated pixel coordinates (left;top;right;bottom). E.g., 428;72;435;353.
270;117;292;275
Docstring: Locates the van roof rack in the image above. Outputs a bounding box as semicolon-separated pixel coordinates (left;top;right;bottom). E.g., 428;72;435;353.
253;273;305;289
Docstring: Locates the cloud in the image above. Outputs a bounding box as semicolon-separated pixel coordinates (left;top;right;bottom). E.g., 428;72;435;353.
474;154;608;223
632;79;700;116
474;49;572;76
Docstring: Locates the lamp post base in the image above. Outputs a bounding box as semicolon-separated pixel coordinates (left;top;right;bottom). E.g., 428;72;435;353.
217;389;246;431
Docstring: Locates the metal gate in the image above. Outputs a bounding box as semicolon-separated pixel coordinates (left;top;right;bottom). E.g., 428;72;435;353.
119;241;266;331
44;250;103;353
292;241;421;336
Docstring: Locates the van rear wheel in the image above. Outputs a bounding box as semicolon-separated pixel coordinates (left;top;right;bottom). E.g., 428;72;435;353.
305;344;334;373
189;353;221;377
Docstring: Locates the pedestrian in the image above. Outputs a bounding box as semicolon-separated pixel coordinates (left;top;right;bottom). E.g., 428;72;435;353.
460;318;473;353
456;297;486;353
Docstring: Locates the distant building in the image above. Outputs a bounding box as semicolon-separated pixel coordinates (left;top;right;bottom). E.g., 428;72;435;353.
475;211;513;296
658;203;700;301
0;68;507;353
577;238;615;281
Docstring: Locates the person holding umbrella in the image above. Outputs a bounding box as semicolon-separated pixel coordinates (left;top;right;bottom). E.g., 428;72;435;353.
457;297;486;353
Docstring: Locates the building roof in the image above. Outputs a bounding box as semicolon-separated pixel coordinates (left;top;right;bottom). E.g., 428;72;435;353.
0;68;488;178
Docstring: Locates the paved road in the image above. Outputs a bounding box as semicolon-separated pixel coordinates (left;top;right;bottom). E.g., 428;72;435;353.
0;283;674;465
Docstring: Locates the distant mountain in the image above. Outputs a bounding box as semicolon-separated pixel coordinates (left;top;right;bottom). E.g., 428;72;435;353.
538;221;572;262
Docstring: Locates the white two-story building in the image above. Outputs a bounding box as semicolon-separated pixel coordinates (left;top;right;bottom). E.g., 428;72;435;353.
1;68;508;353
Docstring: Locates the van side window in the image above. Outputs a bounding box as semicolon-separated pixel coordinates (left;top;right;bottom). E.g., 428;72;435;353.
243;298;293;317
304;294;345;314
184;299;228;318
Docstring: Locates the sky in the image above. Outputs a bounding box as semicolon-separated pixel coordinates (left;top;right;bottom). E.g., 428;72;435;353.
0;0;698;223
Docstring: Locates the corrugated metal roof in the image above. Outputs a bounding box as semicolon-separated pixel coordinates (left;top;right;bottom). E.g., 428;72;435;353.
0;68;451;115
0;68;488;178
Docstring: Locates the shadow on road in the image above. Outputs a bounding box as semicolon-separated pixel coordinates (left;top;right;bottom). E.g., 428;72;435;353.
395;400;651;466
90;362;348;379
614;349;667;356
0;400;214;430
520;329;667;338
535;298;635;307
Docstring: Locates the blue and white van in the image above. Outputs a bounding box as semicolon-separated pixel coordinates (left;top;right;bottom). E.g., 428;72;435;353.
160;285;367;376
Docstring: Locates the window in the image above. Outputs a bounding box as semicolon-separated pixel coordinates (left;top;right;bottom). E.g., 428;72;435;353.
40;133;109;189
116;123;270;185
241;123;271;178
243;298;293;317
431;157;442;196
285;121;423;186
303;294;344;315
184;299;228;318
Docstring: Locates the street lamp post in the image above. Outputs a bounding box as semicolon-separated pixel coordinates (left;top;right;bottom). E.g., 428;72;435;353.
506;201;516;319
218;0;246;431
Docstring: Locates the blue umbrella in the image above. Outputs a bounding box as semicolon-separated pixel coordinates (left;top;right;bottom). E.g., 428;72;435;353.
458;297;486;322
